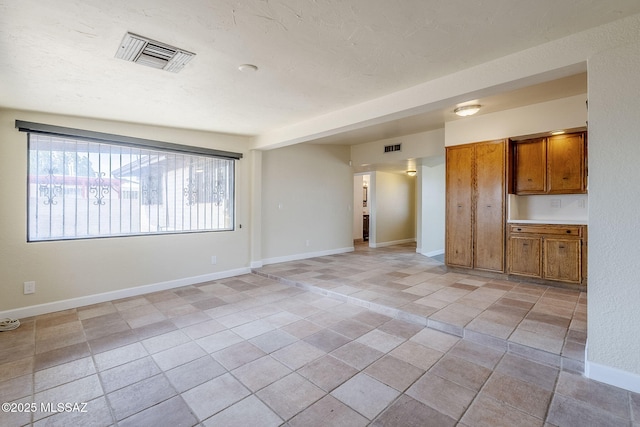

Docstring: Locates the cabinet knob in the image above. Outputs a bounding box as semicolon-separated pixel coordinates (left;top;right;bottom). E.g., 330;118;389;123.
559;245;566;249
516;228;522;231
566;230;571;234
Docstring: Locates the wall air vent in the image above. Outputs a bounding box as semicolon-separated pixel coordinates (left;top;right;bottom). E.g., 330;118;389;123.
115;33;195;73
384;143;402;153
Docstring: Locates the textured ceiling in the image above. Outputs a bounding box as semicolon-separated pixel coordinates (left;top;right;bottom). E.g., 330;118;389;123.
0;1;639;140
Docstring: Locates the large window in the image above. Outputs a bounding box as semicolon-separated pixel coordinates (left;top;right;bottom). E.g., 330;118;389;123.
19;121;241;241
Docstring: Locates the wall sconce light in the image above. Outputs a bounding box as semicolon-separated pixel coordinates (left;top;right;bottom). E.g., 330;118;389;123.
406;170;417;177
454;104;481;117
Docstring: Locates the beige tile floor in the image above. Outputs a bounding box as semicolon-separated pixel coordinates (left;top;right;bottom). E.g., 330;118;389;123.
0;244;637;426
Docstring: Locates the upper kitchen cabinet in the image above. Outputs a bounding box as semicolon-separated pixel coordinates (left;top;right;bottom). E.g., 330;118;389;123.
513;137;546;194
547;132;587;194
511;131;587;195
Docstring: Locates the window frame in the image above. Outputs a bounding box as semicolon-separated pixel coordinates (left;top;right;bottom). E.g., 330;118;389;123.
17;120;242;242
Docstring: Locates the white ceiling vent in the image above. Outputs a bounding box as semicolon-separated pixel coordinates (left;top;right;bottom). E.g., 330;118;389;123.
115;33;195;73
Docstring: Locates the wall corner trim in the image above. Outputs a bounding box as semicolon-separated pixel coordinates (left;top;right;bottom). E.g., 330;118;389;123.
423;249;445;257
369;238;415;249
260;247;354;266
584;359;640;394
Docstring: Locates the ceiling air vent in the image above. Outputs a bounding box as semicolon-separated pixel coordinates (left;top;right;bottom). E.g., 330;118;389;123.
115;32;195;73
384;143;402;153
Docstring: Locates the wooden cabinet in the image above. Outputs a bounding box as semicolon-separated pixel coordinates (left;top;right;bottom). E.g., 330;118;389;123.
512;132;587;195
547;133;586;194
509;236;541;277
446;140;506;273
445;144;474;268
543;238;581;283
507;224;587;286
514;138;546;194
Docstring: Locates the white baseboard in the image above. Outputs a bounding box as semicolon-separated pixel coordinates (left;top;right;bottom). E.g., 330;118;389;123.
250;261;263;268
0;267;251;320
422;249;445;257
261;246;354;266
585;359;640;393
369;238;415;249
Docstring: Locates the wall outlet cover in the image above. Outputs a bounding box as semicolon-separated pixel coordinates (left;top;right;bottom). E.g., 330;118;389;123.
23;281;36;294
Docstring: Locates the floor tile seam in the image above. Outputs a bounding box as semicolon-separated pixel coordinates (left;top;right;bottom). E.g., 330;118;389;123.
251;271;585;370
254;372;328;424
329;371;400;423
552;372;634;422
55;345;115;425
221;360;290;422
548;388;633;424
104;372;185;424
32;356;99;395
457;349;549;425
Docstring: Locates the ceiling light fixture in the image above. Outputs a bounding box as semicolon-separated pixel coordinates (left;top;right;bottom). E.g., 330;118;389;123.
238;64;258;72
406;170;417;177
454;105;482;117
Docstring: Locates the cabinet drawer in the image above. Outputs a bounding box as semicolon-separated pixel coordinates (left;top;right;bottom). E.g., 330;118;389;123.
509;224;582;237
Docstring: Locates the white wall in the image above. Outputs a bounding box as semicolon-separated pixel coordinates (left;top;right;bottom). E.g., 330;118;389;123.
351;128;444;170
417;161;446;256
372;171;415;246
444;94;587;147
0;109;253;315
508;194;588;223
261;143;353;263
445;94;589;226
585;39;640;391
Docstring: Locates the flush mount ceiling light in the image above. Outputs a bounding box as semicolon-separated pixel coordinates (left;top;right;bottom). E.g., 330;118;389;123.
115;32;195;73
238;64;258;72
454;104;482;117
406;170;417;176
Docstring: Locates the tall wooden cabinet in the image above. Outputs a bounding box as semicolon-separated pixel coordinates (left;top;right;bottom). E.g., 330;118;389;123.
446;140;507;273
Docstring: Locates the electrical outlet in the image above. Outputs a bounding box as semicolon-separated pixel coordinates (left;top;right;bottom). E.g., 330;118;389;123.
23;281;36;294
305;240;310;247
211;256;217;265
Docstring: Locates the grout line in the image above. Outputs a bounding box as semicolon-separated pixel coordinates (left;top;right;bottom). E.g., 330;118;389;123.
252;269;583;371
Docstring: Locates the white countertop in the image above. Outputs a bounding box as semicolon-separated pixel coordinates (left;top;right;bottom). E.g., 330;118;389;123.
507;219;588;225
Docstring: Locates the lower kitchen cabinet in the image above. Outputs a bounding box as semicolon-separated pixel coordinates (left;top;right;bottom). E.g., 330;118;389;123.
507;224;586;286
543;238;581;283
508;236;541;277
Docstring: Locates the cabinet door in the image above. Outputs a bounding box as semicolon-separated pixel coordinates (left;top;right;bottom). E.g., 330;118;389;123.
543;238;581;283
514;138;546;194
547;133;586;194
508;236;542;277
474;141;505;272
445;145;474;268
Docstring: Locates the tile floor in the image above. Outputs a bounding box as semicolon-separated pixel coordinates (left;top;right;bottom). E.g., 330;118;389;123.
0;244;638;426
